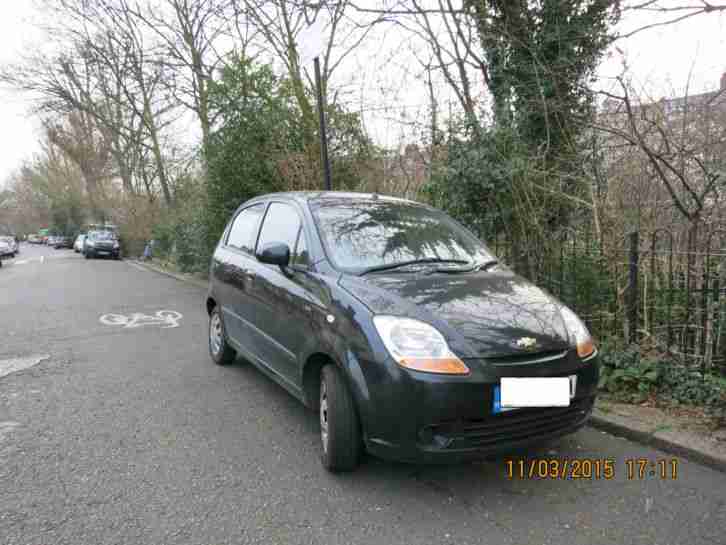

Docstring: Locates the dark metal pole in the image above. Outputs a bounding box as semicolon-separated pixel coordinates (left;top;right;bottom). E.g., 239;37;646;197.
628;231;640;344
314;57;332;191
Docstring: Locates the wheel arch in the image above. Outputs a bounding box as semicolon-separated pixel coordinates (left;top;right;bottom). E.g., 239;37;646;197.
302;352;335;411
301;347;370;432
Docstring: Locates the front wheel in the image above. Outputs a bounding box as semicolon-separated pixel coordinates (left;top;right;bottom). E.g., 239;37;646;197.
208;307;236;365
320;365;362;472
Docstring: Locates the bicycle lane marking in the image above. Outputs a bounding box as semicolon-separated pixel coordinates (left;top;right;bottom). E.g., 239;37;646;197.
98;310;183;329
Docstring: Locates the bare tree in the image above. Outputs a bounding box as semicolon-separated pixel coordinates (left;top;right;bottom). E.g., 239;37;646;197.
619;0;726;39
124;0;234;160
1;0;179;206
234;0;380;145
593;75;725;226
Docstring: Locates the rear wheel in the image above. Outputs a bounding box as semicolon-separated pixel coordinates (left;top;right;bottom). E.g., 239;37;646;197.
209;306;236;365
320;365;362;472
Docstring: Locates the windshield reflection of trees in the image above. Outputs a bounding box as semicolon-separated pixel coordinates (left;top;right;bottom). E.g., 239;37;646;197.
316;201;492;268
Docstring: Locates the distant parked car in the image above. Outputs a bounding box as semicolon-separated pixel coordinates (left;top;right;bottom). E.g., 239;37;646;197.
73;234;86;253
46;236;57;246
84;230;121;259
0;239;11;265
54;236;73;249
0;236;18;257
27;234;41;244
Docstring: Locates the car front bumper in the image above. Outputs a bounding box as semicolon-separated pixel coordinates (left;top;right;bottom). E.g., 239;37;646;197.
87;246;120;257
352;350;599;464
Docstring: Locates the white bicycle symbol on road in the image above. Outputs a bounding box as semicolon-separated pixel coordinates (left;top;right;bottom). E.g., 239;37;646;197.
99;310;183;329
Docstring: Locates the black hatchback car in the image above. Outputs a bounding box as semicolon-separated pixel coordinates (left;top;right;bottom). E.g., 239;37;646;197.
206;192;598;472
84;230;121;259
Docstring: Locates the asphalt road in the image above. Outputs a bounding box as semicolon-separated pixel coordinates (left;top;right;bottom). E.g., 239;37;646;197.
1;243;725;545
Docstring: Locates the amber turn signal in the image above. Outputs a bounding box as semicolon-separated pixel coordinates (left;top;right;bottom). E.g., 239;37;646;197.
398;357;470;375
577;338;596;359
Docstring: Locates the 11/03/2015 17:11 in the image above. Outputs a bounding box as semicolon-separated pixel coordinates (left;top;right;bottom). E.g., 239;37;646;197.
504;458;679;480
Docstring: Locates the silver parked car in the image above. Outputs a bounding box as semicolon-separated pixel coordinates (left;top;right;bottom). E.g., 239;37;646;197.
0;236;17;257
74;234;86;253
0;239;11;266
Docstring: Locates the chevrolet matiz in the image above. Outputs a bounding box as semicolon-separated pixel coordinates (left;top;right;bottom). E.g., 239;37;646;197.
206;192;599;472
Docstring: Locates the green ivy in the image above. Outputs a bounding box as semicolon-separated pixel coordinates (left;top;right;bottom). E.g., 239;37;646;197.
598;343;726;424
598;344;661;403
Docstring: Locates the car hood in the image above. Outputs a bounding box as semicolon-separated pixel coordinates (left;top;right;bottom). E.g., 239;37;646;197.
339;269;571;358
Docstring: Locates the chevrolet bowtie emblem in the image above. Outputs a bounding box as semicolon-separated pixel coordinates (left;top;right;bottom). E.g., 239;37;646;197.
516;337;538;351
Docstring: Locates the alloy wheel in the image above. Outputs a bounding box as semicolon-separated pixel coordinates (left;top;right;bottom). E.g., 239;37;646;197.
210;312;223;356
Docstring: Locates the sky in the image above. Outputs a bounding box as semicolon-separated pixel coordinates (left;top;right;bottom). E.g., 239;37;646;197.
0;1;42;187
0;1;725;187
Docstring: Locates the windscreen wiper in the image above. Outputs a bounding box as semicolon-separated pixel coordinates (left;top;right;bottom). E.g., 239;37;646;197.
359;258;470;276
474;259;499;271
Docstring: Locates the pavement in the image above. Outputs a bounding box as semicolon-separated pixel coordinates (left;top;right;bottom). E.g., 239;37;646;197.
591;400;726;474
1;242;726;545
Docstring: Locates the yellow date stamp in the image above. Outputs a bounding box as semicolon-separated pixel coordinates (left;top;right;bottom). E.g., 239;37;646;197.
504;458;679;480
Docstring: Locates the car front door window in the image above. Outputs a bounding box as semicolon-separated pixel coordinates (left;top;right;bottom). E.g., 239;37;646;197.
256;202;302;257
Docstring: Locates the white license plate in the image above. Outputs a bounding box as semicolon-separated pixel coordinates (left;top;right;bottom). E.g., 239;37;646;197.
495;376;576;412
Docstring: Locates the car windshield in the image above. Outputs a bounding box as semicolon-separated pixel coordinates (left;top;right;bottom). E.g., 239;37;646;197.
310;199;495;273
93;231;116;241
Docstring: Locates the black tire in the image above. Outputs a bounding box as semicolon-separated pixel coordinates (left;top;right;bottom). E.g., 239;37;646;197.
319;364;362;472
208;306;236;365
85;251;92;259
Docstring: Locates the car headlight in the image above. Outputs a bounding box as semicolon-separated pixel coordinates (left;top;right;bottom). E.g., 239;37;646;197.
560;306;596;359
113;242;119;249
372;316;470;375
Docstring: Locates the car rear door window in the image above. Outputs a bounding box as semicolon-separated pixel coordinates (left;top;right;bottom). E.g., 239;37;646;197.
227;204;265;253
256;202;301;256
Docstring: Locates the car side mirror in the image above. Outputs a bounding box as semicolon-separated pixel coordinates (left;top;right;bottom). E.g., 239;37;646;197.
257;242;290;269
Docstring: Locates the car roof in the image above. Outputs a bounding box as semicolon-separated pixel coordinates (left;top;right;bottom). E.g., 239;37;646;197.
244;191;423;208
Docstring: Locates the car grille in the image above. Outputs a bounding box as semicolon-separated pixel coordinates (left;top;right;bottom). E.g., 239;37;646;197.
419;396;593;450
485;349;568;366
